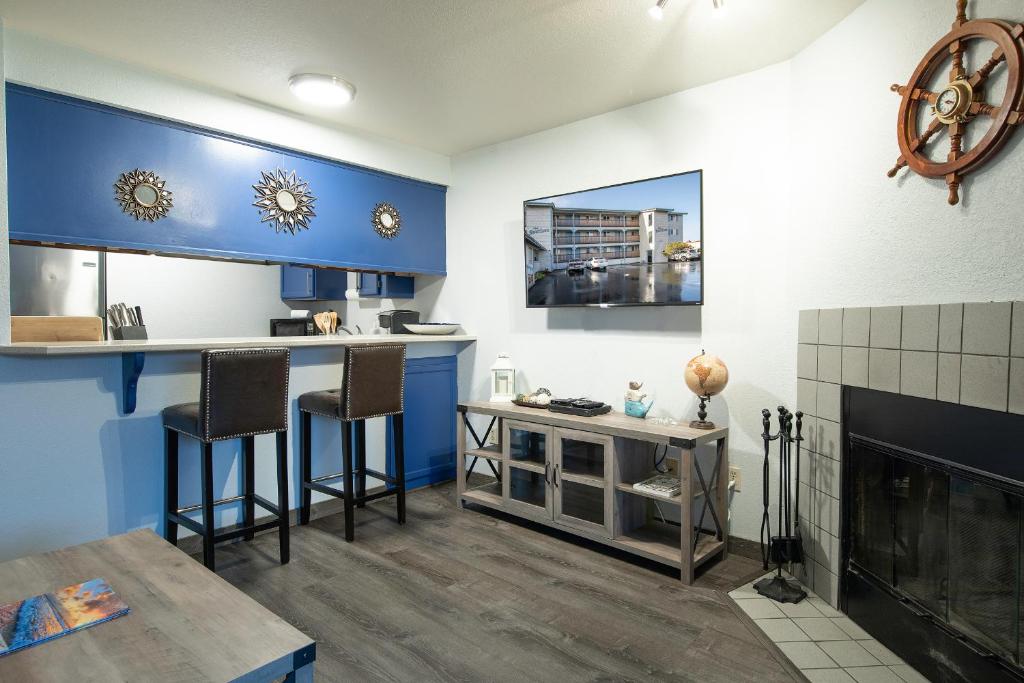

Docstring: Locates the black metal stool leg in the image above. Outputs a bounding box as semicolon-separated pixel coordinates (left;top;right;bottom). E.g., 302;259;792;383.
164;429;178;545
201;441;216;571
355;420;366;508
276;430;290;564
341;420;355;542
299;411;312;525
394;413;406;525
243;436;255;541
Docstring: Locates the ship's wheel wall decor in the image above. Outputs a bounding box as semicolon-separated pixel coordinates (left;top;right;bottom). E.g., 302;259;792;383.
888;0;1024;205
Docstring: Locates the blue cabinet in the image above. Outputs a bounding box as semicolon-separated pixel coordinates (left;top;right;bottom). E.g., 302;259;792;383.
280;265;349;301
6;85;447;275
387;356;457;489
357;273;415;299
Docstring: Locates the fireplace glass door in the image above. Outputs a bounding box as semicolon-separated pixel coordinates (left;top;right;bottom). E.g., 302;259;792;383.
848;437;1024;667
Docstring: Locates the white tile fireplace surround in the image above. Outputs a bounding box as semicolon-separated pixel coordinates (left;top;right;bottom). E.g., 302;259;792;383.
794;301;1024;607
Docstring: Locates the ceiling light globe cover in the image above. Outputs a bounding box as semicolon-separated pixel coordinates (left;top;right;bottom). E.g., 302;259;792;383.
289;73;357;107
648;5;664;20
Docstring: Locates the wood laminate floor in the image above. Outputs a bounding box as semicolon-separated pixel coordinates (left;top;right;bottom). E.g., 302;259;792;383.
213;481;801;682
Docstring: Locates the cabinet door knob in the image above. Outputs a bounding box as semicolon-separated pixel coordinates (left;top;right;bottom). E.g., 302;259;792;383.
544;462;550;484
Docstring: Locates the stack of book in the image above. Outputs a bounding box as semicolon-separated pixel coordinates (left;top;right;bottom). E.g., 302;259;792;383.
632;474;681;498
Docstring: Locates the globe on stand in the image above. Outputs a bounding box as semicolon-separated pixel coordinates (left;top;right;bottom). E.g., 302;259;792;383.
684;351;729;429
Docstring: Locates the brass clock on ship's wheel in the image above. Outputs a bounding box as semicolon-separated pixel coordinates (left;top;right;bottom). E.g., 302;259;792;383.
888;0;1024;205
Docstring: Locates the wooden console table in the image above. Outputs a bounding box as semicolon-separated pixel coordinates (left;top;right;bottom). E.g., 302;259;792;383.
456;401;729;584
0;530;315;681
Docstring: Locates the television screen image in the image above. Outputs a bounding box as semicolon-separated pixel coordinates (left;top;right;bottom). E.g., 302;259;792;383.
524;170;703;307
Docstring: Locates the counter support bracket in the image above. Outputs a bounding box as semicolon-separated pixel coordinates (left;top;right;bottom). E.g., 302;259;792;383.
122;352;146;415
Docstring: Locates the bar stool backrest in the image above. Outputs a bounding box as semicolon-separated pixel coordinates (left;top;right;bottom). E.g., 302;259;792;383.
199;348;291;441
341;344;406;421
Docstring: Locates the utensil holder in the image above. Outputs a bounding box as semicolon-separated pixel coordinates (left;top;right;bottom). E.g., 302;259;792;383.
112;325;148;340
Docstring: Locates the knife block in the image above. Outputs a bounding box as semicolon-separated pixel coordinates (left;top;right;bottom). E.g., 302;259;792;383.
111;325;148;341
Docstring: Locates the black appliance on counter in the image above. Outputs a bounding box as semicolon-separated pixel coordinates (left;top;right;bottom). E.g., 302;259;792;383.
270;318;316;337
378;309;420;334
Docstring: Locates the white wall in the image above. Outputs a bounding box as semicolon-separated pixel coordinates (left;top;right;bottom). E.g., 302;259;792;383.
436;62;794;540
436;0;1024;542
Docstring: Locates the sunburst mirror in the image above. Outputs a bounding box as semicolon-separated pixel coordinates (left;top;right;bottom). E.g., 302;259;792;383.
372;202;401;239
252;169;317;235
114;169;173;222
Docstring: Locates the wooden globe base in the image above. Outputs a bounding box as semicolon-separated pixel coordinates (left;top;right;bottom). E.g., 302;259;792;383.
690;395;716;430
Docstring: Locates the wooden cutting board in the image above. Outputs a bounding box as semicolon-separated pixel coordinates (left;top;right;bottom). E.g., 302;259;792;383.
11;316;104;342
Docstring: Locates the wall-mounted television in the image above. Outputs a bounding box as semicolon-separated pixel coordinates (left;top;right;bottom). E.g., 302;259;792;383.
523;169;703;308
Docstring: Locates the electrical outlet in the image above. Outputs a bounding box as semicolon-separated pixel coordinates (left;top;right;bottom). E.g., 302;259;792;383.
729;465;741;491
485;428;500;446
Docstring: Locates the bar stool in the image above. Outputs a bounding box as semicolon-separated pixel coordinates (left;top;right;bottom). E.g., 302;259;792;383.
297;343;406;541
162;348;291;571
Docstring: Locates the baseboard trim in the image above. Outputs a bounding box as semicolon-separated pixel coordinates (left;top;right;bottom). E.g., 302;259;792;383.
727;535;763;563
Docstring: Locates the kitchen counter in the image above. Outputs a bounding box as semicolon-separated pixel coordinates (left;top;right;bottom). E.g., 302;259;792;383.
0;333;477;356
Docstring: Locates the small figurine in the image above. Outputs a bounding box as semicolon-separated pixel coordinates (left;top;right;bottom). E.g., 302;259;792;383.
625;381;647;403
624;381;654;418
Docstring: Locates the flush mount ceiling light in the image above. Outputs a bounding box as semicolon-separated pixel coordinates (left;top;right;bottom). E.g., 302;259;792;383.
288;73;356;107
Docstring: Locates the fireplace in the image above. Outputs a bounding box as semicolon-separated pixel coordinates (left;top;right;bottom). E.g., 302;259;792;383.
842;386;1024;682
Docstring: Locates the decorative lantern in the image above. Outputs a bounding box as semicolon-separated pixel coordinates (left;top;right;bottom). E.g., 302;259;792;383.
490;352;516;402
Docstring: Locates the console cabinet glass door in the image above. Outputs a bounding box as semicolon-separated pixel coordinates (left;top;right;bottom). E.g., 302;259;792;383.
552;428;612;536
503;421;552;517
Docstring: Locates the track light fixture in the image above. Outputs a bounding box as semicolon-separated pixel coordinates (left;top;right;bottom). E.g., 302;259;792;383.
648;0;723;20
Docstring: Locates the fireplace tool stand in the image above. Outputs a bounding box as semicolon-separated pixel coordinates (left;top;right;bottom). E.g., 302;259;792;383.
754;406;807;603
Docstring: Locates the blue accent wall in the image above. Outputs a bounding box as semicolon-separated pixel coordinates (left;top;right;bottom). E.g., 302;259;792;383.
5;84;447;275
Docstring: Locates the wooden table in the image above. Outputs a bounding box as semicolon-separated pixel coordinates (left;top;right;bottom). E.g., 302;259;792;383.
0;530;315;682
457;401;729;584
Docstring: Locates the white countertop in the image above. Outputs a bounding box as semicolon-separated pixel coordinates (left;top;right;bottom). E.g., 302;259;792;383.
0;334;477;356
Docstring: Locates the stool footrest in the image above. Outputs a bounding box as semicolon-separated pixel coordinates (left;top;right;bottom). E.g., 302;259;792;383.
310;469;396;486
178;494;247;515
305;481;343;498
214;520;281;544
252;494;280;516
302;479;400;506
358;488;401;505
363;468;396;485
168;512;205;536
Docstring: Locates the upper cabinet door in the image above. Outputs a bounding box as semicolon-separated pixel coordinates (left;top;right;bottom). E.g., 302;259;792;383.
5;85;447;275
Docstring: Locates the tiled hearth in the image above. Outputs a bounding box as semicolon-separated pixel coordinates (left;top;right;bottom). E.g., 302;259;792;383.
794;301;1024;607
731;573;928;682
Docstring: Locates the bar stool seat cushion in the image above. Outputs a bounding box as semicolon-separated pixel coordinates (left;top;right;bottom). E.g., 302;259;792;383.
298;389;342;418
162;402;201;438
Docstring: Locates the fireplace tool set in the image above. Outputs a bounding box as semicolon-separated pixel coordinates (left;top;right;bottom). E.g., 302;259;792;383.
754;406;808;603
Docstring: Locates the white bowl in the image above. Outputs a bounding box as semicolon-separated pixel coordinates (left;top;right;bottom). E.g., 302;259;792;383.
404;323;459;335
290;309;311;319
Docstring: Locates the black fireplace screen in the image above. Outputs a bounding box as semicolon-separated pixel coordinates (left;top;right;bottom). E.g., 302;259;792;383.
849;438;1024;665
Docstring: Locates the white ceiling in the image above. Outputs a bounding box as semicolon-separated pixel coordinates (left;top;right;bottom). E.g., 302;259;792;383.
0;0;864;154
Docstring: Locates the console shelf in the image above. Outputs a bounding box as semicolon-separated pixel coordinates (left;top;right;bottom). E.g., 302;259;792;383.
456;401;729;584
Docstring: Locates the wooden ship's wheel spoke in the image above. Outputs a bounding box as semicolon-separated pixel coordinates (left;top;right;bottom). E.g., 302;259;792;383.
968;49;1005;88
887;118;947;178
888;1;1024;205
890;84;938;103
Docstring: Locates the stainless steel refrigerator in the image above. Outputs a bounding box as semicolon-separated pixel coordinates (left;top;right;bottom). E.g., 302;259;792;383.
9;244;107;334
